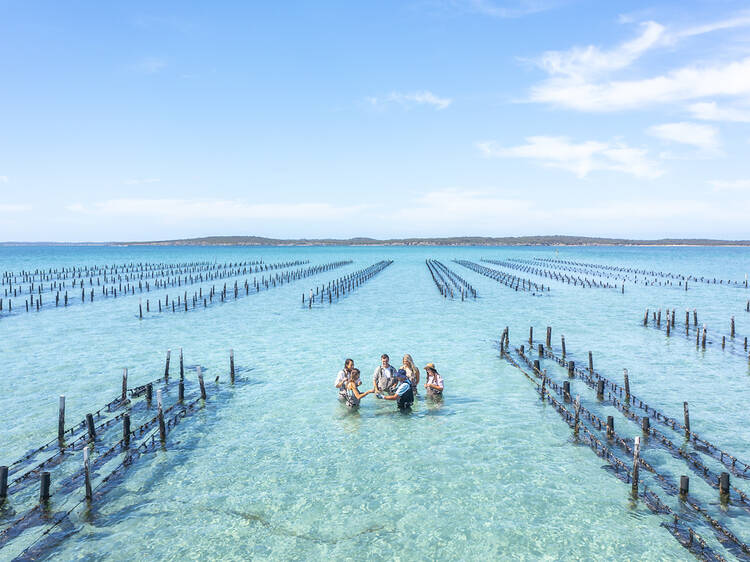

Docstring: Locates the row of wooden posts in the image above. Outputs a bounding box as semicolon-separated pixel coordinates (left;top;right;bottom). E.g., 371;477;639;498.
1;260;310;316
498;328;744;558
425;259;477;300
2;259;263;284
536;256;749;287
139;260;353;318
483;258;620;290
643;307;750;358
0;349;237;509
454;259;547;293
303;260;393;307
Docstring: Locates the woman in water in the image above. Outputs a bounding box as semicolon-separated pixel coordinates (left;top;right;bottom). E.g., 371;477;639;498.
335;358;355;401
344;368;374;408
401;354;420;395
424;363;444;398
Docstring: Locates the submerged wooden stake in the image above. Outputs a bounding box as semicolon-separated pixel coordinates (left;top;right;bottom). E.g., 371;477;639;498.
632;436;641;492
58;395;65;442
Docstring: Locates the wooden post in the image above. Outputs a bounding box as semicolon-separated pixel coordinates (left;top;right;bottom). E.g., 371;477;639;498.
179;378;185;402
596;379;604;399
40;471;50;503
643;309;649;326
623;369;630;402
533;360;540;374
642;416;650;433
164;349;171;380
179;347;184;380
198;366;206;400
157;389;166;442
679;475;689;497
693;309;697;326
540;371;546;400
58;395;65;441
683;402;690;438
538;343;543;357
561;335;566;358
731;316;735;338
230;349;235;384
123;414;130;448
632;436;640;492
86;413;96;440
121;368;127;402
574;395;580;436
563;380;570;401
529;326;533;346
546;326;551;348
702;324;707;349
606;416;614;438
567;360;575;378
588;351;593;374
0;466;7;501
666;317;670;336
83;447;92;501
139;299;142;320
719;472;730;496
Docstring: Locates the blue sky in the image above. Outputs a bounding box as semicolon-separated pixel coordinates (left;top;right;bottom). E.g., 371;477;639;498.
1;0;749;241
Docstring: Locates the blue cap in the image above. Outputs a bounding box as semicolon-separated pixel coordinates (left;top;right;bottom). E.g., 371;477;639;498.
396;369;407;378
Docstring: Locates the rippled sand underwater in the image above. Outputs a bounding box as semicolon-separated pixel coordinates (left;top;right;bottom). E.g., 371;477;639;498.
1;244;749;560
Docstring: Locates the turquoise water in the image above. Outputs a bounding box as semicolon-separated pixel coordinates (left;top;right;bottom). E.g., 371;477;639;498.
1;245;750;560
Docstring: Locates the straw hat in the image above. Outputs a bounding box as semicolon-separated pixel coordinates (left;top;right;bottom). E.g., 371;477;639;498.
424;362;436;371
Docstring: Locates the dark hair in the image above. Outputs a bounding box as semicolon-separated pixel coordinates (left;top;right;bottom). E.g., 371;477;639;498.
381;354;389;360
350;368;360;379
344;358;354;369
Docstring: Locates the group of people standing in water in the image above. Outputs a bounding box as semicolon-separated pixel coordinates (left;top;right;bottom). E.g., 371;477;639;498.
334;353;444;410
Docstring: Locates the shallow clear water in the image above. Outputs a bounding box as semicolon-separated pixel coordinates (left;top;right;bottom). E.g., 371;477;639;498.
1;245;750;560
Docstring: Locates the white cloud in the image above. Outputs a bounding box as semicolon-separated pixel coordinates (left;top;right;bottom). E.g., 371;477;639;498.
0;204;31;212
367;90;452;110
709;179;750;192
647;122;720;151
477;136;662;179
0;176;8;183
535;21;665;80
531;57;750;112
688;101;750;123
528;14;750;112
65;198;369;221
123;178;161;185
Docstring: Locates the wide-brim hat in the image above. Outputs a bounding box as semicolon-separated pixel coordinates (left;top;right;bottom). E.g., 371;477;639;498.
424;362;436;371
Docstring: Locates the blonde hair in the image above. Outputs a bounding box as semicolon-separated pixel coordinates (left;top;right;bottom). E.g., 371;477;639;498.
402;354;419;378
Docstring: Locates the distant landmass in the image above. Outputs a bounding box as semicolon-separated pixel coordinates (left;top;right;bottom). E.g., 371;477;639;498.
4;235;749;246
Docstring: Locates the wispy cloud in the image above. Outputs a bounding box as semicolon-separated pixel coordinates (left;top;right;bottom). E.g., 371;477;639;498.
366;90;452;110
0;176;8;183
709;179;750;192
133;57;167;74
534;21;665;80
123;178;161;185
477;136;662;179
688;101;750;123
65;199;369;221
648;122;720;151
436;0;560;18
528;15;750;112
531;56;750;112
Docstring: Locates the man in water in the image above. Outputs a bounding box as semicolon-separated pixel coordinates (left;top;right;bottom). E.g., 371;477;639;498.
377;369;414;410
372;353;398;393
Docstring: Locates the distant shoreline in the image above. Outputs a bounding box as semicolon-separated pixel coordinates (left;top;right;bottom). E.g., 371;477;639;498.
2;235;750;247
